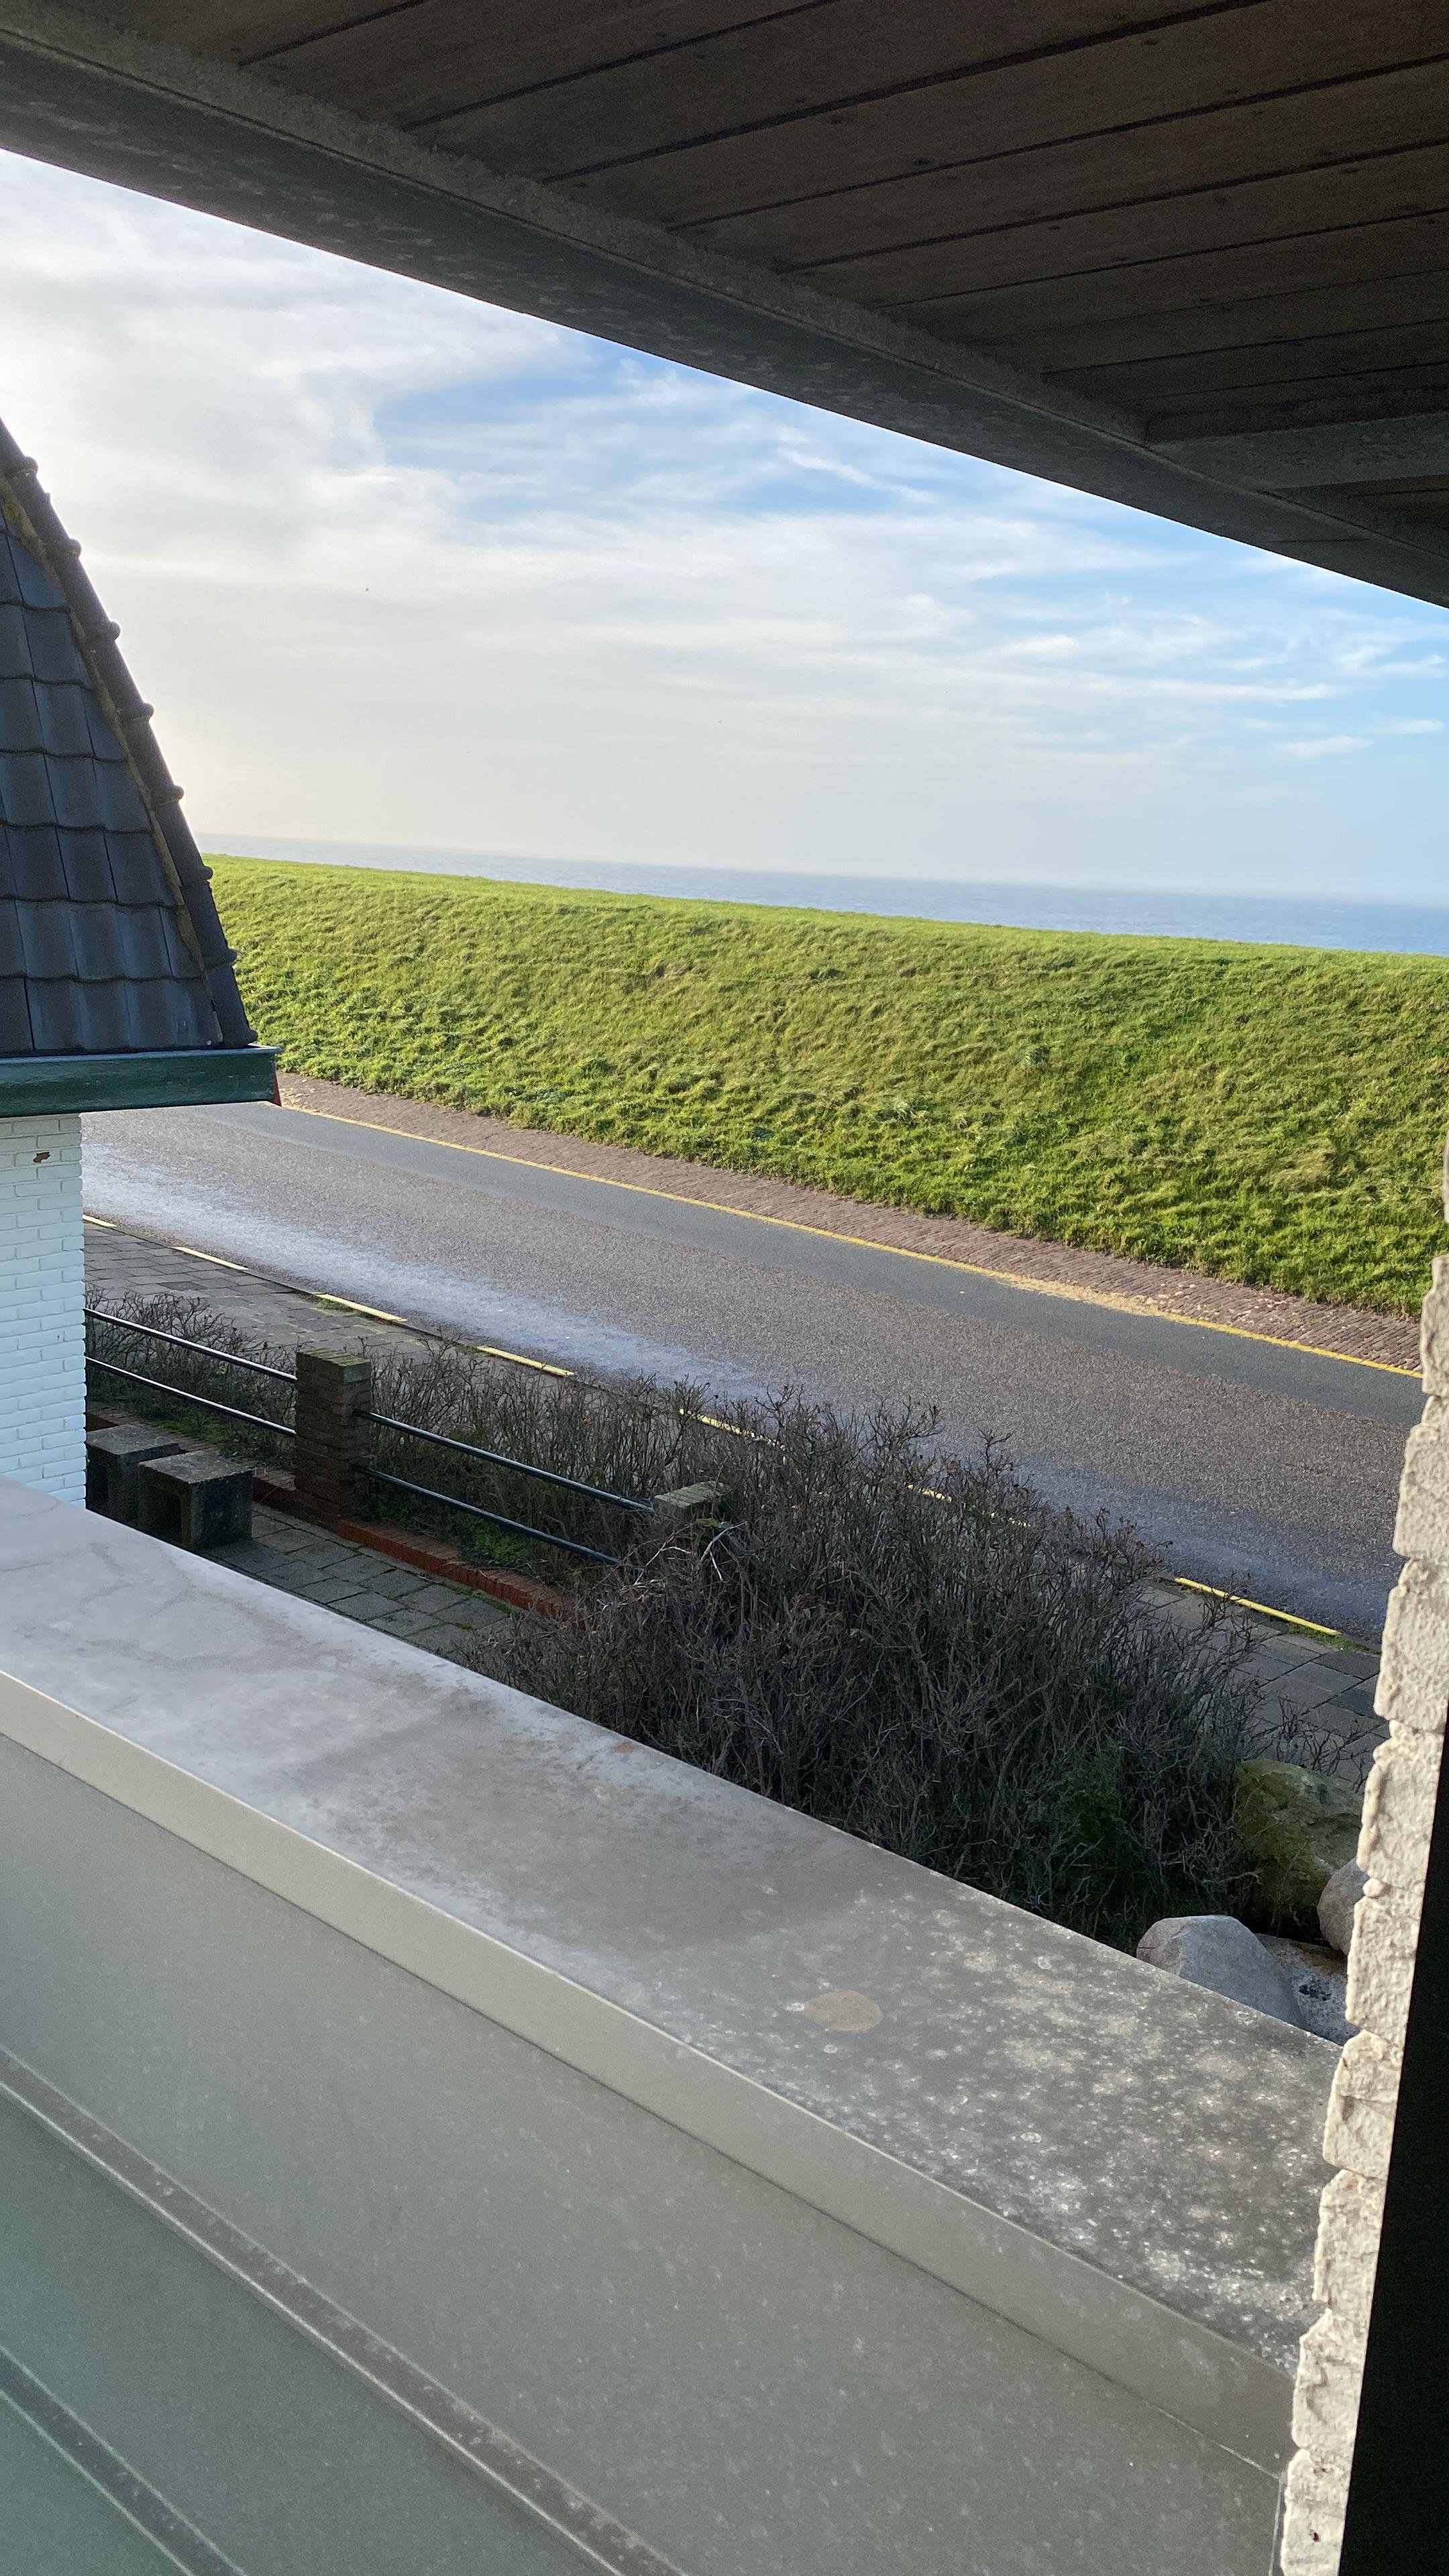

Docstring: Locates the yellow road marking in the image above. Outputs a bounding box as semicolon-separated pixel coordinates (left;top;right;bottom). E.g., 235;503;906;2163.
275;1095;1419;1381
476;1344;574;1377
1169;1575;1371;1650
313;1289;572;1372
172;1244;250;1271
312;1292;408;1323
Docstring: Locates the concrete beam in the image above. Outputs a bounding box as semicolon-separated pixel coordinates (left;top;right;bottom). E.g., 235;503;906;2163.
1157;414;1449;491
2;1;1449;610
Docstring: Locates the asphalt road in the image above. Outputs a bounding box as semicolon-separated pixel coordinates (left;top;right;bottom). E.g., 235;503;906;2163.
83;1099;1421;1640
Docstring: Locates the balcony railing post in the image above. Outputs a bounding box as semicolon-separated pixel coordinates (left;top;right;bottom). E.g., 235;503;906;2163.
293;1348;372;1525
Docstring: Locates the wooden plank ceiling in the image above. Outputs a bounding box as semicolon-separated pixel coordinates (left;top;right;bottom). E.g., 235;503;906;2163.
38;2;1449;547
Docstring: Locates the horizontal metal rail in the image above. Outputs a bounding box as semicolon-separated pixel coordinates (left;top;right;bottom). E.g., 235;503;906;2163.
364;1411;653;1516
85;1308;296;1386
87;1313;643;1556
368;1470;621;1566
86;1356;295;1440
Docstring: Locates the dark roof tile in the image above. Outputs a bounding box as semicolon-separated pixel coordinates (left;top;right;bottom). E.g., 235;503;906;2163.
15;898;83;982
81;690;126;760
0;434;256;1058
0;974;32;1044
99;830;163;907
5;535;65;614
0;674;39;754
0;599;82;688
45;753;148;837
23;973;87;1054
0;822;70;902
0;747;58;829
54;828;115;906
59;901;128;985
40;680;110;761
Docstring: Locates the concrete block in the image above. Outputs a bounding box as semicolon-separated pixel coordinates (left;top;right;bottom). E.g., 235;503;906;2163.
1281;2447;1348;2575
1312;2171;1385;2337
1419;1253;1449;1393
1375;1557;1449;1733
1136;1915;1303;2025
1358;1727;1443;1890
85;1424;182;1523
1322;2031;1401;2182
1289;2312;1364;2477
1392;1398;1449;1564
1346;1880;1424;2053
653;1481;725;1520
138;1450;253;1552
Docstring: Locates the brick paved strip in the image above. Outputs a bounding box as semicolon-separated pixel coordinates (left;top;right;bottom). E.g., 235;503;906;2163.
279;1074;1421;1373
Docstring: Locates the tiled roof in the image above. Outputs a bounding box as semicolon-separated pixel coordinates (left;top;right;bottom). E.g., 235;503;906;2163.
0;414;253;1057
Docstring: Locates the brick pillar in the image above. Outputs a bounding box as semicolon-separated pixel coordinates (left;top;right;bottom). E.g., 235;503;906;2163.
292;1348;372;1525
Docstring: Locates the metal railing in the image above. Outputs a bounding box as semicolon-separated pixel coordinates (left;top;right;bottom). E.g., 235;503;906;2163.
84;1309;649;1566
362;1409;653;1566
84;1310;297;1440
367;1470;626;1566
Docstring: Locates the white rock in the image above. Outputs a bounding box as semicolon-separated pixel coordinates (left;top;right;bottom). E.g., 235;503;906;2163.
1318;1860;1368;1957
1260;1935;1356;2046
1136;1915;1305;2026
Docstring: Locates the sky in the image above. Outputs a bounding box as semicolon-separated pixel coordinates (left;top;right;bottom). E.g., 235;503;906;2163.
1;144;1446;903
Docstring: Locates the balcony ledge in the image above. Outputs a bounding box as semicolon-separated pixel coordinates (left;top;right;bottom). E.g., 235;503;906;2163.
0;1482;1336;2572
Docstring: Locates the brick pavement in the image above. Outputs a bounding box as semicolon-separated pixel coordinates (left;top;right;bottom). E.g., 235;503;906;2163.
213;1502;508;1664
1149;1580;1383;1782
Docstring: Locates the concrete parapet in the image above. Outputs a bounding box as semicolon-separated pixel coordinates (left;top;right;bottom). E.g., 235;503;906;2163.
0;1477;1334;2576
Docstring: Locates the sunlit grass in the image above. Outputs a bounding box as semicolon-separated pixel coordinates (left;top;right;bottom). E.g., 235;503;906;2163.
215;857;1449;1316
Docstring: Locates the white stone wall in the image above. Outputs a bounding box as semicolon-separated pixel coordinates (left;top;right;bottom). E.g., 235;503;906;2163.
0;1114;85;1505
1281;1245;1449;2571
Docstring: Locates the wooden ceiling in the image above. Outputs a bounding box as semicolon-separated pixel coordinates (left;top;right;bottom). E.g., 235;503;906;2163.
9;1;1449;598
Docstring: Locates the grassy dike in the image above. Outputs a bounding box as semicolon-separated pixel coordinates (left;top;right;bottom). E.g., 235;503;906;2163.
213;857;1449;1316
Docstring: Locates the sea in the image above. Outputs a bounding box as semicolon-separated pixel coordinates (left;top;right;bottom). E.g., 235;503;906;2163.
196;833;1449;958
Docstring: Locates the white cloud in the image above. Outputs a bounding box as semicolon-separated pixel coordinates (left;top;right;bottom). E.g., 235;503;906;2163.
1;146;1446;896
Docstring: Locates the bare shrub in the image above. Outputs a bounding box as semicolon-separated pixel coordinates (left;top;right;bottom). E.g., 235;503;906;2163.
467;1393;1271;1948
93;1292;1293;1947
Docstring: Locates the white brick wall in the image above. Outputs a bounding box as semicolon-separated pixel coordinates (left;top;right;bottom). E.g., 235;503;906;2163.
1280;1244;1449;2571
0;1114;85;1506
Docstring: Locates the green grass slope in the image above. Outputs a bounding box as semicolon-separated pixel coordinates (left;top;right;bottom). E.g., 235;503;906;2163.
214;858;1449;1315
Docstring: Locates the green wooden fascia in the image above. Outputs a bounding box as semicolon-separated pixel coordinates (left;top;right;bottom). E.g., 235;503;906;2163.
0;1047;277;1117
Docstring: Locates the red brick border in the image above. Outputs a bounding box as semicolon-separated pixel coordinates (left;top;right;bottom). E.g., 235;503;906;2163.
333;1517;570;1618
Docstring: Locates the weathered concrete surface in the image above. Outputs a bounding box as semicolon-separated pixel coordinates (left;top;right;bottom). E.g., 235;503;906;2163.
0;1480;1338;2572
